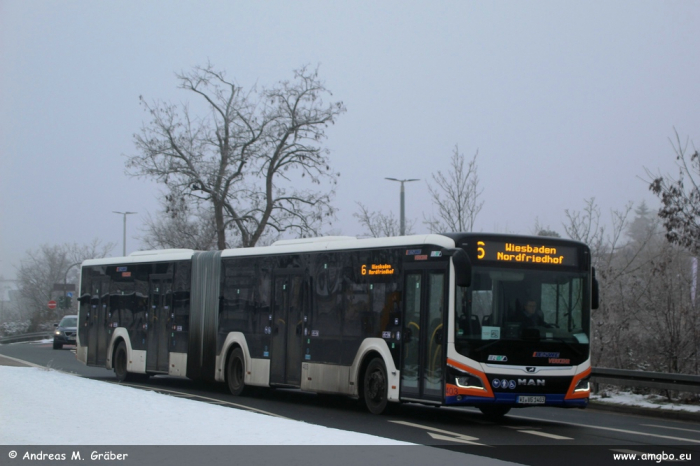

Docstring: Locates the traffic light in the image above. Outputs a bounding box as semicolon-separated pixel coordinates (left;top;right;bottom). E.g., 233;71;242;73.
59;296;72;310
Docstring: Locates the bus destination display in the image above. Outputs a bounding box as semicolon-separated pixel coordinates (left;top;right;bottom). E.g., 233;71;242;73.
361;264;395;275
476;240;578;266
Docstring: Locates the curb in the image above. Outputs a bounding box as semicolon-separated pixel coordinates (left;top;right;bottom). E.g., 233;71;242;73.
588;400;700;423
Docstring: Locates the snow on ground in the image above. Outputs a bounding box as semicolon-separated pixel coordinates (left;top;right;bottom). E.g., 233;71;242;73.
591;391;700;414
0;366;412;445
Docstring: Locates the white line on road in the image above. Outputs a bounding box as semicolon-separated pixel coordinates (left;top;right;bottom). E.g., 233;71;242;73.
517;430;573;440
641;424;700;434
0;353;73;373
390;420;488;446
427;433;484;445
0;354;45;368
115;383;290;419
506;413;700;444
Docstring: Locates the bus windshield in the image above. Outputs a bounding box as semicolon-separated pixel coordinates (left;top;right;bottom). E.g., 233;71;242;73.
454;266;590;365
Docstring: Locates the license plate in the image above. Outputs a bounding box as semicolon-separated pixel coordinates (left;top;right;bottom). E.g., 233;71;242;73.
518;396;545;404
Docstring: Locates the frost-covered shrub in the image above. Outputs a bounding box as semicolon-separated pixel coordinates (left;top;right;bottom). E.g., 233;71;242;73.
0;321;31;337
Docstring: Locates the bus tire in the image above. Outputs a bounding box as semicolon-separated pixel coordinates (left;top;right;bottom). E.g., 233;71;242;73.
114;341;130;382
226;347;246;396
478;405;511;419
363;357;389;415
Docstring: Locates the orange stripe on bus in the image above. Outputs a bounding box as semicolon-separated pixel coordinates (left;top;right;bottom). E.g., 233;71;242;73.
446;358;495;398
565;367;591;400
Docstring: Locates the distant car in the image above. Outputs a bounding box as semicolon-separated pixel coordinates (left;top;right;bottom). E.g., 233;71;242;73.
53;315;77;349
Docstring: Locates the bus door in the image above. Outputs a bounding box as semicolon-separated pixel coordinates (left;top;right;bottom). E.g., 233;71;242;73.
270;273;305;386
146;274;172;373
400;264;447;403
88;276;110;366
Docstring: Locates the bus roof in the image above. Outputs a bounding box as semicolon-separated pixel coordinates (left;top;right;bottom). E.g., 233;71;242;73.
79;233;590;267
81;249;196;267
220;234;456;258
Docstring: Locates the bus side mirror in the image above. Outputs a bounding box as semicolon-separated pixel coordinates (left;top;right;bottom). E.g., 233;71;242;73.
443;248;471;288
592;267;600;310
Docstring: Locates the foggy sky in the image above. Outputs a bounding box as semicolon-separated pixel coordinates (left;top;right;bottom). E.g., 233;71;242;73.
1;0;699;280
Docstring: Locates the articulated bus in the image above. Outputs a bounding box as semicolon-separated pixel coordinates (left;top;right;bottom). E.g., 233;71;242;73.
76;233;597;417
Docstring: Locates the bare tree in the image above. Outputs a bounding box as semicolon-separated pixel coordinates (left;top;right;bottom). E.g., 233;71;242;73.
563;198;700;376
16;241;114;329
562;198;633;368
562;197;635;268
353;202;415;238
424;145;483;233
635;244;697;375
127;63;346;249
140;188;218;251
563;198;606;257
647;131;700;254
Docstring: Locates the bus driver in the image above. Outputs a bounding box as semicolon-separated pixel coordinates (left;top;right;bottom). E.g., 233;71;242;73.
517;299;552;328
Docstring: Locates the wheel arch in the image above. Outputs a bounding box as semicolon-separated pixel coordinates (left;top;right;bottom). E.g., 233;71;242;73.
217;332;252;384
106;328;131;371
351;338;400;402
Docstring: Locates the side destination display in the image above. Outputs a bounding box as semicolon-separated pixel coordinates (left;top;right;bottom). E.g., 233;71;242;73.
361;263;395;275
476;240;578;267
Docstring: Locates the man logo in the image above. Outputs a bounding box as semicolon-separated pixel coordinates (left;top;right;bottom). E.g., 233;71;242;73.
518;379;545;386
526;367;536;373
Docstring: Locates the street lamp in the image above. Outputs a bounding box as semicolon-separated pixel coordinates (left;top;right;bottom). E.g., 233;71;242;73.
62;262;82;314
113;211;137;256
385;178;419;236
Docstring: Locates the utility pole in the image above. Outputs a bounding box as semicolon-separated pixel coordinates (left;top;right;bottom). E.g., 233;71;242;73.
113;211;137;256
384;178;419;236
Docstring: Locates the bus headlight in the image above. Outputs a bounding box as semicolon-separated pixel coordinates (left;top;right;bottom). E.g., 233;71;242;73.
574;377;590;392
455;373;485;390
448;365;486;390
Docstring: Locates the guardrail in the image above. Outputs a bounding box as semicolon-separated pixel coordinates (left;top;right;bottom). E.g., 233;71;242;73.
591;367;700;394
0;331;52;344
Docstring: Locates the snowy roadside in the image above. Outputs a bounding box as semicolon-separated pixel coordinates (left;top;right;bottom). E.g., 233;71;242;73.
0;366;412;445
589;390;700;422
1;366;527;466
591;391;700;413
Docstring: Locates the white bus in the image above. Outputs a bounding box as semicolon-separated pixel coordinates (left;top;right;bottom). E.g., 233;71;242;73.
76;233;597;417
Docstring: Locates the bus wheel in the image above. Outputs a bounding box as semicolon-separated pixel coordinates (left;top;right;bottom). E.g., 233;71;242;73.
114;341;130;382
226;348;246;396
478;405;511;419
364;358;388;414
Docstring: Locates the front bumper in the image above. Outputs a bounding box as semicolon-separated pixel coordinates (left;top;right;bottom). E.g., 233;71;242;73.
445;392;588;408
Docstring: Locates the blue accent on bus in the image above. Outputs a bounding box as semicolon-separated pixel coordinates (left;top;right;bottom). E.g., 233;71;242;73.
445;393;588;408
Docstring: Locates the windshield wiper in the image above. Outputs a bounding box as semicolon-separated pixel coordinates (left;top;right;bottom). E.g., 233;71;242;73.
545;337;584;356
475;339;504;353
